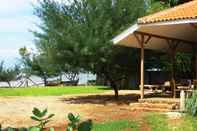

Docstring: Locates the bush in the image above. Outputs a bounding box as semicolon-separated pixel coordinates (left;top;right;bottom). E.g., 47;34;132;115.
0;108;92;131
186;91;197;116
30;107;55;129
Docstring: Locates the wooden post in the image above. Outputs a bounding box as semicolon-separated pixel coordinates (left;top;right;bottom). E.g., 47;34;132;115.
140;41;144;99
171;51;176;98
134;33;151;99
180;90;185;112
167;40;179;98
195;47;197;79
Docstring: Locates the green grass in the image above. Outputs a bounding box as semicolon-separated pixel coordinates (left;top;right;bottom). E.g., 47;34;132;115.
144;113;170;131
92;120;139;131
144;113;197;131
172;115;197;131
0;86;109;96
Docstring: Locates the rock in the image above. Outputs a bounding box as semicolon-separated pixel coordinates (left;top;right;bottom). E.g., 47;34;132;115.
165;112;183;119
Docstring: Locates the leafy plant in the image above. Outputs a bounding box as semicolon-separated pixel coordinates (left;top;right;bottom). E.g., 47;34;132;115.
67;113;80;131
28;126;41;131
49;128;55;131
186;91;197;117
31;107;55;129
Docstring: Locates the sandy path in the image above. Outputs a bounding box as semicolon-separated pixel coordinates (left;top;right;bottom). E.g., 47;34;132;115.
0;90;142;128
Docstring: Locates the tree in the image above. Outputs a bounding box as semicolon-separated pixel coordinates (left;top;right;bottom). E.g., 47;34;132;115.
19;47;34;87
0;62;20;87
33;0;146;98
146;0;188;14
19;47;60;86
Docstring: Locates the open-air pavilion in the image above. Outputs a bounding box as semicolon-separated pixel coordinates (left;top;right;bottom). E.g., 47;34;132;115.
113;0;197;100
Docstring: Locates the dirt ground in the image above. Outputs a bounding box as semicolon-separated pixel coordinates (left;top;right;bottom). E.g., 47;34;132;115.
0;90;145;128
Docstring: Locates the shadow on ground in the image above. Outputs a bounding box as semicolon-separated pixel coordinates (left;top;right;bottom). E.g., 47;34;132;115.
60;93;140;105
60;91;174;105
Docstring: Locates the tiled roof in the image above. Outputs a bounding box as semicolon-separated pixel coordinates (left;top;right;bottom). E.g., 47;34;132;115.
138;0;197;24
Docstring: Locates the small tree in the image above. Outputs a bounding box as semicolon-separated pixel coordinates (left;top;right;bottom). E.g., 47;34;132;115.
0;62;20;87
19;47;60;86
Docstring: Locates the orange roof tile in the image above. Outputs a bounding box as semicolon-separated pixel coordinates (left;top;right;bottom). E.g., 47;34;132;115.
138;0;197;24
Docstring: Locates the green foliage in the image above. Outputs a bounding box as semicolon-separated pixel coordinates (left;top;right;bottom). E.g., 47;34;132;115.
186;91;197;117
49;128;55;131
145;0;169;14
67;113;80;131
31;107;55;129
33;0;146;97
19;47;32;79
175;52;194;78
28;127;41;131
7;127;15;131
0;61;20;87
18;128;28;131
19;47;60;86
146;0;186;14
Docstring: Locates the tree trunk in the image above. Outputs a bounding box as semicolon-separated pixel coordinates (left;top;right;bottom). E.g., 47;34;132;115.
102;72;119;99
109;80;119;99
25;78;28;87
7;81;11;88
114;86;119;99
43;77;48;86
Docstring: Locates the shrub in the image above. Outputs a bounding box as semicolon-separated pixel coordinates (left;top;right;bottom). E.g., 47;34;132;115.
186;91;197;116
67;113;92;131
30;107;55;129
0;109;91;131
67;113;80;131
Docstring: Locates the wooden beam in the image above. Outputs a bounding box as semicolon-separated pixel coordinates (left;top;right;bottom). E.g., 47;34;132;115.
135;31;196;45
144;36;151;45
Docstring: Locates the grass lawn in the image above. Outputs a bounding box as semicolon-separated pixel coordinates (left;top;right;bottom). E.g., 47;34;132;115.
144;113;170;131
92;120;139;131
144;113;197;131
0;86;109;96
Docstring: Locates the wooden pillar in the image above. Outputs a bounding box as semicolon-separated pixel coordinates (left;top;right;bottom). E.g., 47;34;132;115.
140;42;144;99
195;46;197;79
180;90;186;112
170;50;176;98
167;40;179;98
134;33;151;99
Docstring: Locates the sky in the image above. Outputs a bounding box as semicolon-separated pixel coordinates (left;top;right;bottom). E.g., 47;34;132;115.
0;0;43;67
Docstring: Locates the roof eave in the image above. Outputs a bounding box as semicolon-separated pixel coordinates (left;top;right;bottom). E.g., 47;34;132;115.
112;24;139;44
138;18;197;26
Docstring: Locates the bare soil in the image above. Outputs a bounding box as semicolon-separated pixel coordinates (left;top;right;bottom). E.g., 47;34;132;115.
0;90;150;130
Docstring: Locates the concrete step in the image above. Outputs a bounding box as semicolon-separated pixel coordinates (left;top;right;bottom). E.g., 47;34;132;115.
132;107;170;112
137;103;173;109
138;98;179;105
130;102;179;112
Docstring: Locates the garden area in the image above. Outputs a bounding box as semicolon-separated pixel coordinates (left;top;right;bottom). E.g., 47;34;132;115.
0;86;197;130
